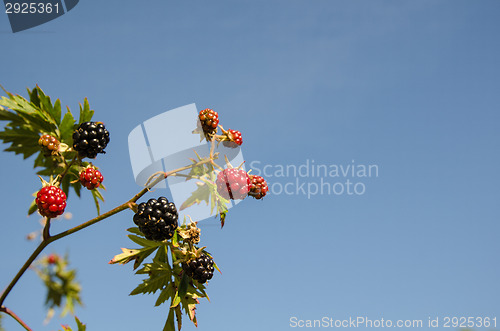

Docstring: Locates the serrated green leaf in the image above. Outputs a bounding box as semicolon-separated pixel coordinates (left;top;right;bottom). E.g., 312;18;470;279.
28;86;40;108
156;283;173;307
109;246;158;268
163;308;175;331
0;108;20;121
79;98;94;124
126;227;143;236
75;316;86;331
130;272;170;296
128;234;163;248
36;87;59;126
59;110;76;143
153;244;169;264
178;273;189;298
179;182;211;211
52;99;62;125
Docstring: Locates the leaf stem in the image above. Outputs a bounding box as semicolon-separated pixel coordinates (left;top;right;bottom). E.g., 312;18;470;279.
0;306;33;331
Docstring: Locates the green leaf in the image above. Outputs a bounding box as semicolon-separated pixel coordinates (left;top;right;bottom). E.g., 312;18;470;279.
170;291;181;308
52;99;62;125
28;86;40;108
128;234;162;248
33;253;83;322
179;182;210;211
156;283;173;307
61;175;71;198
59;110;76;143
126;227;144;236
75;316;86;331
174;306;183;331
78;98;94;124
163;307;176;331
28;198;38;215
90;188;105;215
171;230;179;248
178;273;189;298
130;272;171;296
153;244;169;264
109;246;158;268
58;316;86;331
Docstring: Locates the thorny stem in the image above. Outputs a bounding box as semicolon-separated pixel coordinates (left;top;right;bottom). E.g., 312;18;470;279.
0;154;217;314
0;306;32;331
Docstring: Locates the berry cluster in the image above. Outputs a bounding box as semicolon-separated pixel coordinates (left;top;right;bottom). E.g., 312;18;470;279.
72;121;110;159
79;166;104;190
36;185;67;218
197;108;246;149
182;254;215;284
133;197;179;241
249;175;269;199
38;134;60;155
216;168;250;200
198;109;219;137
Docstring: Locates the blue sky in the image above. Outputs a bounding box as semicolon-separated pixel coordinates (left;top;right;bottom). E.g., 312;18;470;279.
1;1;499;330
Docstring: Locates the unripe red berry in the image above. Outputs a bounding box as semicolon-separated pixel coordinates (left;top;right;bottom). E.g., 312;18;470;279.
79;167;104;190
216;168;250;200
248;175;269;199
38;134;60;155
222;129;243;148
47;254;58;265
198;109;219;136
36;186;67;218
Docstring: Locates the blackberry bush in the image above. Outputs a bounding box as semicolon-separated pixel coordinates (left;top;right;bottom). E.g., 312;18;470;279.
0;85;269;331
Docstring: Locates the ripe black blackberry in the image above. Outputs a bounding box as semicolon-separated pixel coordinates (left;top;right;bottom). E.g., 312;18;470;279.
133;197;178;241
72;122;110;159
182;254;215;284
